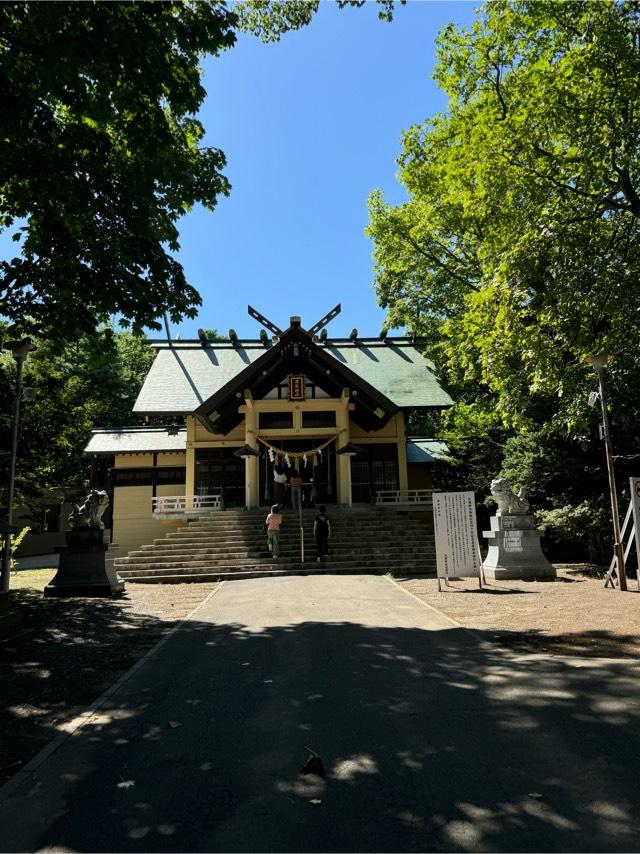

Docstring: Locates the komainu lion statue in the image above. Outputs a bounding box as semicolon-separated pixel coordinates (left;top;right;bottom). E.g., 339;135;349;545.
490;478;530;516
68;490;110;529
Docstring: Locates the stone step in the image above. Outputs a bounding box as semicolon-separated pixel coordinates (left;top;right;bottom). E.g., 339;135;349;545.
119;559;436;583
114;548;435;569
117;503;435;584
185;509;427;520
164;526;433;540
139;532;435;555
182;515;428;531
118;550;435;567
190;504;404;522
127;540;430;552
155;535;434;554
132;540;435;563
177;526;432;539
120;543;435;566
117;558;437;575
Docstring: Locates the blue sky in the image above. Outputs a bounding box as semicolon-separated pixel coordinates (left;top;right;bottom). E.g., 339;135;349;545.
1;1;478;340
174;0;478;339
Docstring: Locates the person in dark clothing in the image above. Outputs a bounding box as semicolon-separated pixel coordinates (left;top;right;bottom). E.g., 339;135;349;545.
273;463;287;508
314;504;331;561
289;469;302;511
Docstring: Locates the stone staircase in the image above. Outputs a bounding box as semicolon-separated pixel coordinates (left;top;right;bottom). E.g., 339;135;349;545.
113;507;436;583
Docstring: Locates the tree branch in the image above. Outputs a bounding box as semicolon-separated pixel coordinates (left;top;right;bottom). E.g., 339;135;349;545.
402;231;480;291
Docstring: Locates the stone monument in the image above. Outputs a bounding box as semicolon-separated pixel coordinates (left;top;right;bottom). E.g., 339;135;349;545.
482;478;555;580
44;489;125;597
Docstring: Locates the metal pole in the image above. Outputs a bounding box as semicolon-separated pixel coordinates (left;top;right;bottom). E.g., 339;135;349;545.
596;366;627;591
299;489;304;563
1;355;25;594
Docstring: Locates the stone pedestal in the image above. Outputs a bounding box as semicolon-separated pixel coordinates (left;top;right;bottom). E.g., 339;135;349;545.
482;514;555;580
44;528;125;597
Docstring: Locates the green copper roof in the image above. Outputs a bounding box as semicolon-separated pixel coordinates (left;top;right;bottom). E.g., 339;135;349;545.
133;338;453;415
85;427;187;454
406;439;450;464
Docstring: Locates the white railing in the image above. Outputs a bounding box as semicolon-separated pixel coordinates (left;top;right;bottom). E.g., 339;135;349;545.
376;489;433;506
152;494;222;516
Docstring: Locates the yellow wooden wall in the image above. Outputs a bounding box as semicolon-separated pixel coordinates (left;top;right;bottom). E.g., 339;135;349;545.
112;451;187;555
112;483;186;555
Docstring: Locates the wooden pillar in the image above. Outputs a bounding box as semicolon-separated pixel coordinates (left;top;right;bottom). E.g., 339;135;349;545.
186;417;196;501
396;412;408;494
337;389;352;507
244;396;259;509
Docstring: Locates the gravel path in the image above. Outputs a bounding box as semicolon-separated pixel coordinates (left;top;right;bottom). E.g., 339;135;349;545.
398;566;640;658
0;576;217;785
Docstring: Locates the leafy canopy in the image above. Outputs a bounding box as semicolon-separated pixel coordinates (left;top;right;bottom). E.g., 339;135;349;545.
236;0;402;42
0;1;236;342
0;1;404;344
367;0;640;434
0;326;154;508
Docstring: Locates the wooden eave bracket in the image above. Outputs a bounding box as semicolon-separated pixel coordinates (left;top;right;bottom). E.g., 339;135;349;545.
194;412;222;434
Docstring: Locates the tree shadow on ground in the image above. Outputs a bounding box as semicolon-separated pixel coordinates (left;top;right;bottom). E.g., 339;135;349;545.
0;586;170;784
484;626;640;659
1;609;639;853
444;586;536;595
560;564;609;580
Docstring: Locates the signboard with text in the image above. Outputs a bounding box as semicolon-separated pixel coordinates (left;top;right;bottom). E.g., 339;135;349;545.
433;491;482;582
631;477;640;571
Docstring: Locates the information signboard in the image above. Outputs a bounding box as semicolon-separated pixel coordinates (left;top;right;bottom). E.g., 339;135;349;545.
631;477;640;584
432;491;482;589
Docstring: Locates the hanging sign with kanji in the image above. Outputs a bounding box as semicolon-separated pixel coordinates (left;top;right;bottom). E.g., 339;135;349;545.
288;375;305;401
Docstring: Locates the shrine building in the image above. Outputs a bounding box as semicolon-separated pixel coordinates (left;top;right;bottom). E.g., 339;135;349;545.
85;308;452;553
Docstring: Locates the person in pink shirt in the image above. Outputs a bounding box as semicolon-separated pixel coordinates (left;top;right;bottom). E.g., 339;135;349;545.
265;504;283;559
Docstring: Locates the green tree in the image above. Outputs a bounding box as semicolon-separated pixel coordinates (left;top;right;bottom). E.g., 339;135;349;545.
203;328;227;341
368;0;640;435
367;0;640;557
0;1;236;343
499;432;607;561
236;0;402;42
0;327;154;509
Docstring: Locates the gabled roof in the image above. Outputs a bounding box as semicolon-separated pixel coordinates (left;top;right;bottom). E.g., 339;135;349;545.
198;325;400;433
133;334;453;422
85;427;187;455
134;324;453;433
133;342;265;414
83;427;449;462
406;439;450;464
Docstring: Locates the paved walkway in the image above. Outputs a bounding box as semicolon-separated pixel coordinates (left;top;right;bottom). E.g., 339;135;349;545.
1;575;639;852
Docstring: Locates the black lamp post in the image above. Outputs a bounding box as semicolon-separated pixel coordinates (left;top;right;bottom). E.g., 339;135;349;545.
1;337;37;601
588;354;627;591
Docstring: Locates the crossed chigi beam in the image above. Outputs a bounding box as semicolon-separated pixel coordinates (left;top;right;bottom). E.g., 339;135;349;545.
247;304;341;338
307;304;341;336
